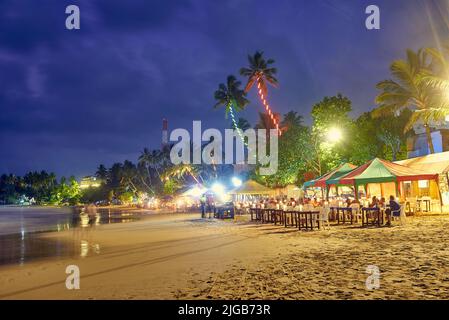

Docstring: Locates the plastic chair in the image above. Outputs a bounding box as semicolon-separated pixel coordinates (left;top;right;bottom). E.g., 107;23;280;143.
349;203;361;223
391;205;406;226
318;205;331;230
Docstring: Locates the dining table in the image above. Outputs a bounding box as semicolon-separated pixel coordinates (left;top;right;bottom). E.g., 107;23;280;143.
361;207;384;227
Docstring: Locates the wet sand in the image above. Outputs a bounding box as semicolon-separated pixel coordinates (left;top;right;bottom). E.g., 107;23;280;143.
1;213;449;299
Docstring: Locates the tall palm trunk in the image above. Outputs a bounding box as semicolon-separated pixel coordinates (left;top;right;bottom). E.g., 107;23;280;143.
425;124;435;154
229;100;248;146
256;78;281;135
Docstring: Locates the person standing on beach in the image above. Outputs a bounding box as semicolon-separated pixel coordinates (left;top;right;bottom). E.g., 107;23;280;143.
200;195;206;218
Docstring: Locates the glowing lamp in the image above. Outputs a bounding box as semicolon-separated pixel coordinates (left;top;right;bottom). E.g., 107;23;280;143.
327;127;343;143
231;177;242;187
211;183;225;195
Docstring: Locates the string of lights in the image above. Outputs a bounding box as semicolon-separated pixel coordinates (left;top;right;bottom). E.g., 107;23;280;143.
256;79;281;136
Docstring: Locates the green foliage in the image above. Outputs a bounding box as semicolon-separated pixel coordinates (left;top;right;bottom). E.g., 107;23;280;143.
163;180;179;195
348;112;384;165
117;191;134;204
258;124;310;187
214;75;249;117
374;48;449;154
310;94;354;174
0;172;80;205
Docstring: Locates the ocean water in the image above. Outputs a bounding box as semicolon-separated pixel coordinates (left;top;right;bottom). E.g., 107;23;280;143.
0;206;137;235
0;206;138;266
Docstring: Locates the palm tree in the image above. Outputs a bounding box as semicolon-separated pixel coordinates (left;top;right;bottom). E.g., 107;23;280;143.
138;148;163;181
95;164;108;183
138;148;153;181
420;46;449;119
374;49;443;154
425;46;449;88
121;160;139;193
163;164;202;184
255;111;281;130
233;117;251;131
240;51;280;133
281;111;303;132
137;149;158;193
255;111;281;143
214;75;249;126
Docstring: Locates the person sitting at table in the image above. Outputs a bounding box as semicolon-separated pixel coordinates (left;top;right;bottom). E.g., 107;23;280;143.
385;195;400;226
369;196;379;208
379;197;386;208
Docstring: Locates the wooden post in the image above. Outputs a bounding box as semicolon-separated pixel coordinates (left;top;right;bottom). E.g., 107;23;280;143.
395;181;400;199
437;177;443;213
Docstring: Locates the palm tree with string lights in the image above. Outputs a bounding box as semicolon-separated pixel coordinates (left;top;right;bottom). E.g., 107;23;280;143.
233;117;251;131
240;51;281;135
214;75;250;142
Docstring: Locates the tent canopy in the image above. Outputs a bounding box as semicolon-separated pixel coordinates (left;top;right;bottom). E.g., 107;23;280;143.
303;174;324;188
339;158;438;185
179;185;207;198
311;163;356;188
319;163;357;187
229;180;273;195
395;151;449;174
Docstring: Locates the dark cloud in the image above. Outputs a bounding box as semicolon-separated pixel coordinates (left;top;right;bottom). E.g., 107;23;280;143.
0;0;448;177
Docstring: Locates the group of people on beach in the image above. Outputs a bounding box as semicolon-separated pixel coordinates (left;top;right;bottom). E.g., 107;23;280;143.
234;193;402;226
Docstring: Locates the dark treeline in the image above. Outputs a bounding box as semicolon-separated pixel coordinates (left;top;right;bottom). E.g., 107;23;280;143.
0;172;79;205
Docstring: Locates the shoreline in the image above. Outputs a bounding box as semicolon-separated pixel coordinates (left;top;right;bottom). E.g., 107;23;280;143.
0;205;179;238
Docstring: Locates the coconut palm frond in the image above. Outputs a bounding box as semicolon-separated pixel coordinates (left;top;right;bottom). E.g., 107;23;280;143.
241;51;278;95
214;74;249;118
372;104;404;118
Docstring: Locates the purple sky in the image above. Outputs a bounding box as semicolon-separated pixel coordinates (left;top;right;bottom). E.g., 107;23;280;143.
0;0;448;178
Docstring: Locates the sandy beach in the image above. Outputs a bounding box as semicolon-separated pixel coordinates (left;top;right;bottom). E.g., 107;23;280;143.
1;211;449;300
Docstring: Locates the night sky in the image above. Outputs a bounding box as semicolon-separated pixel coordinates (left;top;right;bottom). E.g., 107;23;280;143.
0;0;448;178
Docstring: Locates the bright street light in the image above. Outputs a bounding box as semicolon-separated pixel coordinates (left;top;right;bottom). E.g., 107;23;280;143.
231;177;242;187
190;185;206;197
326;127;343;143
211;183;225;195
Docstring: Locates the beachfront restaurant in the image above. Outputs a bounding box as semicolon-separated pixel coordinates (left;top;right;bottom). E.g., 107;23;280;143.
396;151;449;212
312;163;357;199
230;179;274;215
304;158;441;213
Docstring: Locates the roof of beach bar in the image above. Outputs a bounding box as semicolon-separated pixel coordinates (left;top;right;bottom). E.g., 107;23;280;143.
313;163;357;188
395;151;449;174
338;158;438;185
229;180;273;195
303;174;326;188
